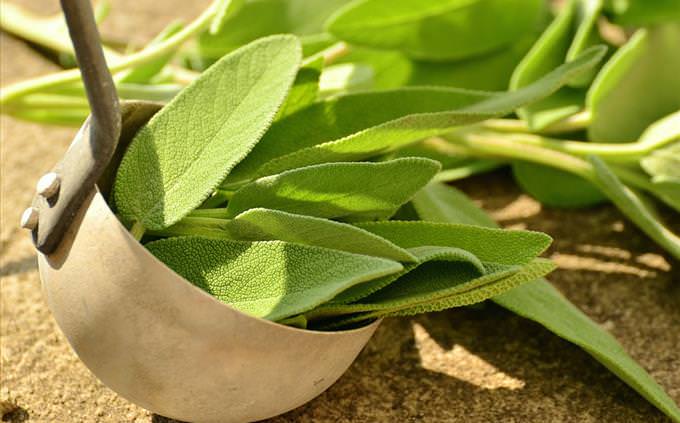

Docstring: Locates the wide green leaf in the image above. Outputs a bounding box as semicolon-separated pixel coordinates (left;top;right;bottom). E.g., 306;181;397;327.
198;0;349;62
146;237;402;321
587;24;680;142
114;35;301;230
331;245;486;304
411;182;680;422
326;0;545;61
589;156;680;260
641;142;680;182
226;158;441;219
354;220;552;265
231;46;606;180
153;208;417;262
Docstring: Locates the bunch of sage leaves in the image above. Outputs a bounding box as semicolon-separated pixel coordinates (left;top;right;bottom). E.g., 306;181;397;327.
2;0;679;420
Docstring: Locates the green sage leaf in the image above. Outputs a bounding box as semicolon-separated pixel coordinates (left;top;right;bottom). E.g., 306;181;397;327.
157;208;417;262
233;46;606;180
587;24;680;142
311;259;554;327
145;237;402;321
326;0;545;61
198;0;349;62
210;0;246;35
510;0;603;130
354;220;552;265
412;182;680;422
589;156;680;260
512;161;607;208
226;158;441;220
330;245;486;304
114;35;301;230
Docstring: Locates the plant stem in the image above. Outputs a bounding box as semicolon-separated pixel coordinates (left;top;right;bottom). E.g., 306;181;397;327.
481;110;592;134
130;221;146;241
433;160;505;183
0;0;220;104
487;131;647;162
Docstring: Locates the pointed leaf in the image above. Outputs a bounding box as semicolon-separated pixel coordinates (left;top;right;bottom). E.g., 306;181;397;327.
226;158;441;219
355;220;552;265
234;46;606;180
114;35;302;230
412;181;680;422
146;237;402;321
157;208;417;262
589;156;680;260
326;0;545;61
331;245;486;304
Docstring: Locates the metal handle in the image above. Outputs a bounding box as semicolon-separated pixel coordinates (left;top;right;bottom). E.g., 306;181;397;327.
22;0;122;254
61;0;120;151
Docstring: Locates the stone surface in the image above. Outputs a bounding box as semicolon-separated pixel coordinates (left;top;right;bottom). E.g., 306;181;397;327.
1;1;678;422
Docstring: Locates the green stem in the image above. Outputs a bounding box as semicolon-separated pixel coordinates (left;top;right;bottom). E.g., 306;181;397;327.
0;0;220;104
130;221;146;241
482;110;592;135
489;131;648;162
433;160;505;183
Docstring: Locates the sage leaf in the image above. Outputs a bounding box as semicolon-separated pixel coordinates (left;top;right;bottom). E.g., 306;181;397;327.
157;208;417;262
225;158;441;220
312;259;555;328
236;46;606;179
604;0;680;26
338;37;536;91
117;21;183;84
198;0;349;62
276;56;323;119
114;35;301;230
639;110;680;148
354;220;552;266
589;156;680;260
512;161;607;208
510;0;602;130
210;0;246;35
331;245;486;304
145;237;402;321
412;182;680;422
326;0;545;61
587;24;680;142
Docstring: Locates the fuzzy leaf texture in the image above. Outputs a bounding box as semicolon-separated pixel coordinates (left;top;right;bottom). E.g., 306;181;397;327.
330;245;486;304
354;220;552;265
225;158;441;220
114;35;301;230
411;182;680;422
155;208;417;262
326;0;545;61
145;237;402;321
229;46;606;181
310;259;555;329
